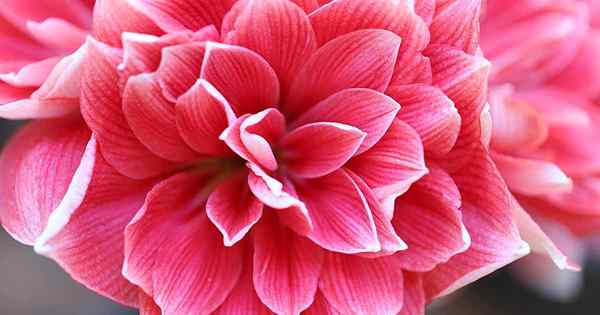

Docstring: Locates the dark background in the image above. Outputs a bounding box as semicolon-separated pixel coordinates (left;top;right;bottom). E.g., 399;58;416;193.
1;121;598;314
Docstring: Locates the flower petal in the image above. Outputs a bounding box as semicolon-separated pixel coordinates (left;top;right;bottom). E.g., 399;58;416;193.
319;253;404;315
123;172;244;314
175;78;236;156
155;42;207;102
253;214;324;315
399;272;426;315
388;84;461;157
296;169;380;254
34;135;155;307
207;173;264;247
224;0;317;95
302;291;342;315
200;42;280;116
285;29;401;118
429;0;482;54
281;122;365;179
291;88;400;155
92;0;162;47
25;18;87;52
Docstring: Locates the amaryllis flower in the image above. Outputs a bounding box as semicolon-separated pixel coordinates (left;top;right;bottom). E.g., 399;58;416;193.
482;0;600;300
0;0;94;118
1;1;529;314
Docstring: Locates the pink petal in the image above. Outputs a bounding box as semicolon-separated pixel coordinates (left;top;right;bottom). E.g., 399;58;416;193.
128;0;236;32
426;45;491;171
291;88;400;155
175;79;236;156
207;173;264;246
393;166;470;272
81;38;175;179
200;42;280;115
26;18;87;51
399;273;426;315
0;118;90;245
224;0;317;96
253;214;324;315
319;253;404;315
493;153;572;196
155;43;207;102
123;172;244;314
123;73;199;162
291;0;320;13
247;163;312;235
285;29;401;118
34;135;155;307
414;0;435;25
429;0;482;54
92;0;163;47
347;119;427;209
303;291;342;315
240;109;286;171
296;169;380;254
347;170;408;257
0;0;92;31
214;254;274;315
422;145;530;299
139;293;162;315
281;122;365;179
0;57;59;87
388;84;461;157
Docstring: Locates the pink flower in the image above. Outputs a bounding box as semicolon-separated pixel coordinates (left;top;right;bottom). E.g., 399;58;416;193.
482;0;600;299
0;0;93;118
1;1;529;314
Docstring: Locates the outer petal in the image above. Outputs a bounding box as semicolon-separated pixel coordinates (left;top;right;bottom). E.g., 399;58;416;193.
92;0;162;47
422;145;530;299
281;122;366;179
175;79;236;156
25;18;87;51
155;43;207;102
253;214;324;315
302;291;342;315
123;172;244;315
393;166;469;272
81;38;175;179
347;119;427;210
224;0;317;95
0;118;89;245
34;136;155;307
319;253;404;315
388;84;461;157
200;42;280;116
296;169;380;254
139;293;162;315
291;88;400;155
207;173;264;247
399;273;426;315
429;0;482;54
285;29;401;118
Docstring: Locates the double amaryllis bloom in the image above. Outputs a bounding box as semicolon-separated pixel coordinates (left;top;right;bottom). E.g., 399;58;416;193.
0;1;534;314
481;0;600;300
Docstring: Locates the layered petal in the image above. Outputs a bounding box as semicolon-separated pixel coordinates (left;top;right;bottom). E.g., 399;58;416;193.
399;273;426;315
429;0;482;54
92;0;162;47
155;42;206;102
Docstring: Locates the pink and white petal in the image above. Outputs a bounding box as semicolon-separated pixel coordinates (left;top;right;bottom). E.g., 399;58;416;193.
214;254;274;315
388;84;461;157
422;145;530;299
207;173;264;247
285;29;401;118
281;122;365;179
319;253;404;315
347;170;408;257
92;0;163;47
175;79;236;156
414;0;435;25
128;0;236;32
0;118;90;245
247;164;312;235
429;0;482;54
291;88;400;154
493;153;572;196
139;293;162;315
253;214;324;315
201;42;280;115
347;119;427;210
296;169;380;254
156;42;207;102
302;291;342;315
81;38;175;179
0;0;92;32
26;18;87;51
240;109;285;171
123;172;244;314
0;57;59;87
399;272;426;315
393;166;469;272
123;73;199;162
34;136;155;307
224;0;317;96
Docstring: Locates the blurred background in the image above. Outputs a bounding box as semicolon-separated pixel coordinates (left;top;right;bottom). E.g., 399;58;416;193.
2;121;599;314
